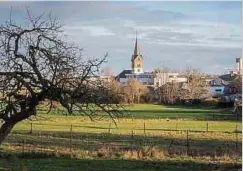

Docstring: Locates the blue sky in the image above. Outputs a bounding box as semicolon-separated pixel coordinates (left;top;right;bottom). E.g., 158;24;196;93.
0;1;242;75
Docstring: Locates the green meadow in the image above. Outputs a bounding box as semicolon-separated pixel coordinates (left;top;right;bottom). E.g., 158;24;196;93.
1;104;242;171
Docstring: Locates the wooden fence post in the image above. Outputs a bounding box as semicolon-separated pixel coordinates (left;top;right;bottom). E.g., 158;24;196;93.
70;124;73;154
186;130;189;155
143;122;146;135
30;122;33;134
235;125;238;153
108;123;111;134
131;130;134;140
22;139;25;154
40;131;42;154
206;123;209;132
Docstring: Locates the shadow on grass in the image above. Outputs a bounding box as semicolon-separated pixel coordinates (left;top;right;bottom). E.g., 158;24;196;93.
127;110;236;120
50;109;238;121
0;155;241;171
6;130;242;158
45;103;239;121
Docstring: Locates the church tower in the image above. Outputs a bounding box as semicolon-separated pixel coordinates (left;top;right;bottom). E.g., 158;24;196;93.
131;33;143;74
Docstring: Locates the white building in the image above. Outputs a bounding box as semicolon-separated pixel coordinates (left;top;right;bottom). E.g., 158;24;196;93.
118;71;153;85
153;72;187;88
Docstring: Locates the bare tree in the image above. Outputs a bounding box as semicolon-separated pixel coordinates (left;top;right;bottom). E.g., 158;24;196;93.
103;78;124;103
155;68;208;104
156;81;181;104
124;79;148;104
0;10;122;144
183;68;208;100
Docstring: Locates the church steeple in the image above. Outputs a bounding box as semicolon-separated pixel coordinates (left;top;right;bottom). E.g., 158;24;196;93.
131;32;143;74
134;32;140;56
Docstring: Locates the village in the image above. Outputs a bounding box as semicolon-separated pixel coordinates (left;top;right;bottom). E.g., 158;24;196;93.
96;35;242;108
0;2;241;171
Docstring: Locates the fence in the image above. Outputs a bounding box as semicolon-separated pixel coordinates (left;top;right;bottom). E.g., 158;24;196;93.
22;121;243;134
2;122;242;160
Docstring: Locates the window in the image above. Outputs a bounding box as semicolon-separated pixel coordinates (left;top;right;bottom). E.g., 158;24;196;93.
169;75;173;78
215;89;222;92
137;69;140;72
229;88;232;93
137;64;141;68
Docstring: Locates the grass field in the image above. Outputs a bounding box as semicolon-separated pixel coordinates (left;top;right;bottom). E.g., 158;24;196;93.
46;104;237;120
13;104;242;133
0;104;242;171
0;156;241;171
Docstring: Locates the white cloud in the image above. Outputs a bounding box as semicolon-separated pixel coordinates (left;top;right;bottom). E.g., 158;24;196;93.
64;25;115;37
121;20;241;48
3;1;239;74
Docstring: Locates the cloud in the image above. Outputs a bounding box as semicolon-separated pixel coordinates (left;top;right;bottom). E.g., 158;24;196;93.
0;1;241;75
129;20;241;48
65;25;115;37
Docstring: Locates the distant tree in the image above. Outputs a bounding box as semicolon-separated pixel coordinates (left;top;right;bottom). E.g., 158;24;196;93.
144;86;156;102
156;81;181;104
0;9;122;145
103;78;123;103
155;68;208;104
121;85;132;104
182;68;208;100
123;79;148;104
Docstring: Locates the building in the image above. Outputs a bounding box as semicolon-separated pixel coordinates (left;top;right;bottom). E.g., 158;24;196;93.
206;77;228;97
116;33;189;87
236;57;242;74
131;34;143;74
116;34;153;85
223;57;242;76
153;72;187;88
224;83;242;95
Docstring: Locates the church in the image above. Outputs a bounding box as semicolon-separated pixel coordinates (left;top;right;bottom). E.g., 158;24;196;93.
116;34;154;85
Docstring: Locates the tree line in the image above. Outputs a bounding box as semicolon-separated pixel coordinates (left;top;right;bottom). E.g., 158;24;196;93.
105;68;209;104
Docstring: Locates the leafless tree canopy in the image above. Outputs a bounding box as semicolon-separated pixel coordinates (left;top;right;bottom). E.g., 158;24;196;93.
184;68;208;100
0;10;122;144
155;68;208;104
122;79;148;104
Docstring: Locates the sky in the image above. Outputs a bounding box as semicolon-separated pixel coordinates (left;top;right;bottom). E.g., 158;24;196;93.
0;1;242;75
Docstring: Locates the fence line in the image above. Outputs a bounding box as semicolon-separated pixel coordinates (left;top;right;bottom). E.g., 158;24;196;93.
3;127;242;160
22;122;242;134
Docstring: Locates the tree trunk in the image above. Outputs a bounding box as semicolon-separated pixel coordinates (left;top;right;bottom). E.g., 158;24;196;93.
137;95;140;104
0;121;16;145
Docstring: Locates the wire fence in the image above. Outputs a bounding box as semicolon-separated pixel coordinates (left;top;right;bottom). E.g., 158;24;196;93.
23;120;243;134
2;122;242;160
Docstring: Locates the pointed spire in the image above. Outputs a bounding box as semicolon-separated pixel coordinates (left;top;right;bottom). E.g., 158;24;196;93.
134;31;140;56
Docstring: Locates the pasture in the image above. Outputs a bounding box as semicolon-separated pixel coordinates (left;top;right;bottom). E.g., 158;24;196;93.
0;104;242;171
